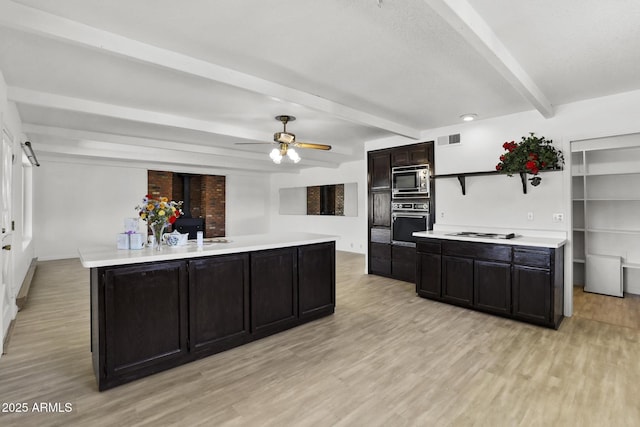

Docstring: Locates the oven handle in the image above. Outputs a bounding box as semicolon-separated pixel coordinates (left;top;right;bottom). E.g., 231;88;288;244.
392;212;429;221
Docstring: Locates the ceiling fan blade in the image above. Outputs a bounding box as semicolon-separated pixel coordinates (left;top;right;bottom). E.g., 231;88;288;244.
294;142;332;151
234;142;274;145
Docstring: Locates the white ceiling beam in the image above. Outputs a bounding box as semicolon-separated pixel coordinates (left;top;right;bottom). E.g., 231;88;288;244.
426;0;554;118
27;136;306;173
0;0;421;139
10;87;355;157
22;124;342;168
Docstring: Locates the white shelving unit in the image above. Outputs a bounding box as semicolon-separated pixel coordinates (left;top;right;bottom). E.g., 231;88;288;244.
572;133;640;297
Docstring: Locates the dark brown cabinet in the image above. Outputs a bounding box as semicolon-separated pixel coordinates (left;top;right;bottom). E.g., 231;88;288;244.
250;247;298;338
391;144;430;167
298;242;336;321
415;238;564;329
100;261;189;389
512;246;563;328
367;142;434;282
391;245;416;283
91;241;336;390
474;260;511;315
371;191;391;228
369;150;391;189
442;256;474;307
369;241;391;276
188;254;250;357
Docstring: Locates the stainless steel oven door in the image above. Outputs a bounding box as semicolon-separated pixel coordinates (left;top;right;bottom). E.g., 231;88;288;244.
392;212;429;246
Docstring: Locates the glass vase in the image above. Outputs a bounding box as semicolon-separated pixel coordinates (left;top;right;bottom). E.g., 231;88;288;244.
150;222;166;251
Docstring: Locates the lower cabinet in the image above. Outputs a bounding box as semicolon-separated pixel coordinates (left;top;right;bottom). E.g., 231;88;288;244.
391;245;416;283
442;256;474;307
101;261;189;389
415;238;564;329
188;254;251;357
250;247;298;338
91;242;336;390
298;242;336;321
474;260;511;315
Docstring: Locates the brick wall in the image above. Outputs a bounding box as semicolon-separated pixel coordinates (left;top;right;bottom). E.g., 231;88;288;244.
335;184;345;216
307;186;320;215
148;170;225;237
201;175;226;237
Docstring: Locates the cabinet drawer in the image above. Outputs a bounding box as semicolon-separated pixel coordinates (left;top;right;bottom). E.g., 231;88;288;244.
417;239;442;254
514;247;551;269
371;228;391;244
443;241;511;262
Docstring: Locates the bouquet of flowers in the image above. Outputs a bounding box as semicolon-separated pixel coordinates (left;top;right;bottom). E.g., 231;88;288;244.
136;195;183;226
495;132;564;186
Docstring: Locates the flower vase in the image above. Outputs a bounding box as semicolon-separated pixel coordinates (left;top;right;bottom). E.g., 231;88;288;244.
150;222;166;251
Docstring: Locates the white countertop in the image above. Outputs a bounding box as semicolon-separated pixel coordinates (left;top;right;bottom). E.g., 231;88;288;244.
413;230;566;248
79;232;338;268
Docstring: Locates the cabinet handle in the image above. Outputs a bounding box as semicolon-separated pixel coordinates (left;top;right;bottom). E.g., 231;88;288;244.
2;245;10;251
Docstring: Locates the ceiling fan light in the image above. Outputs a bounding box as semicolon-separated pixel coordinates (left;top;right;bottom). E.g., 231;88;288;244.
270;148;282;163
287;148;301;163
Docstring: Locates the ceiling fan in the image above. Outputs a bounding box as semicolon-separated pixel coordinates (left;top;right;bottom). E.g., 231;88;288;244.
236;115;332;164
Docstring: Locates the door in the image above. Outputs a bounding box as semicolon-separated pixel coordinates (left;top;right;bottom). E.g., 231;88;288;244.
250;247;298;337
298;242;335;320
1;128;13;352
474;260;511;315
442;256;474;307
188;254;250;356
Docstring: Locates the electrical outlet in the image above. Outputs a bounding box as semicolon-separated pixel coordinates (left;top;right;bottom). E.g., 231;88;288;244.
527;212;534;221
553;213;564;223
440;212;445;218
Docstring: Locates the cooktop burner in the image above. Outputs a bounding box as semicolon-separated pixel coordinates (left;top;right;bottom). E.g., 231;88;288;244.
446;231;516;239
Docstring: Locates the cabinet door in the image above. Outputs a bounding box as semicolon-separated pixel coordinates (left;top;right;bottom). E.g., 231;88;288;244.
369;151;391;189
298;242;336;321
474;260;511;315
103;261;188;379
392;244;416;283
442;256;473;307
188;254;250;357
416;252;441;298
369;242;391;276
408;144;429;165
251;247;298;337
371;191;391;227
512;265;551;325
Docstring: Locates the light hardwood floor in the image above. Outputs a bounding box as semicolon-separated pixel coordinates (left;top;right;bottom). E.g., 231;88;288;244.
1;253;639;426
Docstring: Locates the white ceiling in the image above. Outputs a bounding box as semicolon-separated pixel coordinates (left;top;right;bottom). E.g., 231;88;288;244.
0;0;638;172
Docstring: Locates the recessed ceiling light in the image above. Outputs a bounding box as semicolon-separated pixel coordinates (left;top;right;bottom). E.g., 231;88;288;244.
460;113;477;122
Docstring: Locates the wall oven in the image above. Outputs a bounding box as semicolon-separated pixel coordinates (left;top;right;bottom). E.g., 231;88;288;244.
391;201;430;247
392;164;429;198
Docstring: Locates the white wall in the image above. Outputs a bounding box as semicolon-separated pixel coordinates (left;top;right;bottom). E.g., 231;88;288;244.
33;160;271;260
270;160;367;253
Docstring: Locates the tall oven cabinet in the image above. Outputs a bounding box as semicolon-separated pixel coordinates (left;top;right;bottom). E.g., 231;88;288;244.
367;142;434;282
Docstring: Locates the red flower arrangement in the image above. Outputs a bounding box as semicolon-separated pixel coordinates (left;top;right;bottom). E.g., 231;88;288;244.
495;133;563;186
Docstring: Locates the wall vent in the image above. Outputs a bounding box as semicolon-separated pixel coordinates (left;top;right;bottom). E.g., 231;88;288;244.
437;133;461;146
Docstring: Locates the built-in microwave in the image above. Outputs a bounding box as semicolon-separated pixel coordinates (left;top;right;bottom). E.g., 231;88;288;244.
392;164;429;198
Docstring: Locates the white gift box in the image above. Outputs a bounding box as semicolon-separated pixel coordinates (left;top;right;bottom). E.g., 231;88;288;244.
129;233;145;250
117;233;130;250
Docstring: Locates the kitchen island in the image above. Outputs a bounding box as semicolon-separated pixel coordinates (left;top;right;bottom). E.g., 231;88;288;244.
413;229;566;329
79;232;337;391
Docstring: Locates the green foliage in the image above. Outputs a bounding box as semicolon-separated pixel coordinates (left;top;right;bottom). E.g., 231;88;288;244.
496;133;564;186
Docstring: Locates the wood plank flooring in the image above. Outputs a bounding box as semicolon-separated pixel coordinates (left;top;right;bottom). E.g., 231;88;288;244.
1;253;640;426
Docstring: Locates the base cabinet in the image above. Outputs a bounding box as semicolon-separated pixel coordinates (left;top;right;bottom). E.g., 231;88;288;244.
91;242;335;390
415;238;564;329
251;248;298;338
188;254;251;357
298;242;336;321
99;261;189;390
442;256;474;307
474;260;511;315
